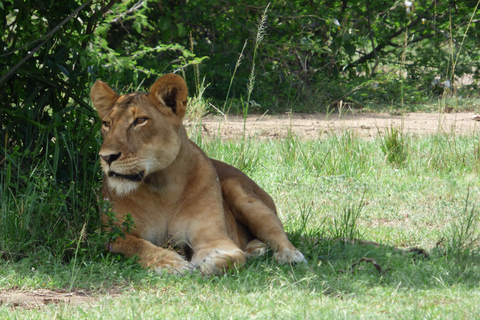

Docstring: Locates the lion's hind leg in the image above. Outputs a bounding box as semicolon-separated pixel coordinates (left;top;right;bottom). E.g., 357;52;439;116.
222;180;306;264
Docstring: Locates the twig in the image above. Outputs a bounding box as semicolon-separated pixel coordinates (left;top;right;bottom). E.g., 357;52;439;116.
0;251;29;257
304;236;429;259
109;0;144;24
338;257;391;274
83;0;119;48
0;39;43;58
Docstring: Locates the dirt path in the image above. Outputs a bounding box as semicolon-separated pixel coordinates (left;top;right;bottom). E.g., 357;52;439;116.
196;112;480;140
0;289;97;309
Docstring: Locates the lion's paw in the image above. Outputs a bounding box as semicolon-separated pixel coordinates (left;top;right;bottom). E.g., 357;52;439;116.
192;249;246;276
147;250;196;275
274;248;306;264
245;239;269;259
154;259;196;275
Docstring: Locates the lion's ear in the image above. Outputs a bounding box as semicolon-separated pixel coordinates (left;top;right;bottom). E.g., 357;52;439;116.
149;73;188;119
90;80;119;118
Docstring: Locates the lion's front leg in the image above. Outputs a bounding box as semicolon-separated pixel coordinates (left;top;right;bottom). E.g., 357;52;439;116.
108;234;195;275
184;220;246;275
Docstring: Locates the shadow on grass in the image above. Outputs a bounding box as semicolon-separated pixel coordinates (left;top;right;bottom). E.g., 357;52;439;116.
2;234;480;297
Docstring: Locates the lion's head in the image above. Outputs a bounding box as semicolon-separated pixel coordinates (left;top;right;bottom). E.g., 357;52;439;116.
90;74;188;196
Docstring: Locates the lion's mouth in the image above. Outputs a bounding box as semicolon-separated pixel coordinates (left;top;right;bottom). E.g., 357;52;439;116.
108;171;144;182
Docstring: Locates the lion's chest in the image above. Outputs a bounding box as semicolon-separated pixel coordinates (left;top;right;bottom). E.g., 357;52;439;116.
110;188;182;247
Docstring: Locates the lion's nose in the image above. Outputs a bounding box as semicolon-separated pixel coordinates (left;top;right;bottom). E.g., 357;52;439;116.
100;152;121;165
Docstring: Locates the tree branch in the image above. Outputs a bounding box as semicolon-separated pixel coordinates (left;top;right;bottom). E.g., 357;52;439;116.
83;0;120;49
108;0;144;24
342;15;424;70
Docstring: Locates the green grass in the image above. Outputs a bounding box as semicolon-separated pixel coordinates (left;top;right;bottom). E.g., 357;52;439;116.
1;129;480;319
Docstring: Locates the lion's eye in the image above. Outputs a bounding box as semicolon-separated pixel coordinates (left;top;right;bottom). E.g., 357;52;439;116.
133;118;148;126
102;121;111;128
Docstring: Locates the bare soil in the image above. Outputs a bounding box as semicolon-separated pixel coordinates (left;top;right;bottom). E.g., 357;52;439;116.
0;289;97;309
0;287;125;309
196;112;480;140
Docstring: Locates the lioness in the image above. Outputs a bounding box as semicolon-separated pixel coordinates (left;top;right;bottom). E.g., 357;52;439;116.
90;73;305;275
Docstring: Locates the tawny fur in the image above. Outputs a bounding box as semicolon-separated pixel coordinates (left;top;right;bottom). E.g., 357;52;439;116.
90;73;305;276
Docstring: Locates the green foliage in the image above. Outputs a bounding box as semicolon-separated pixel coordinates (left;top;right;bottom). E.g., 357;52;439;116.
1;0;109;263
104;211;136;243
0;114;103;262
135;0;479;111
89;0;207;91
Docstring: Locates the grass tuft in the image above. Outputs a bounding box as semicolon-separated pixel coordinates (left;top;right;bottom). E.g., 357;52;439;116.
380;125;408;165
444;189;480;260
331;195;364;240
